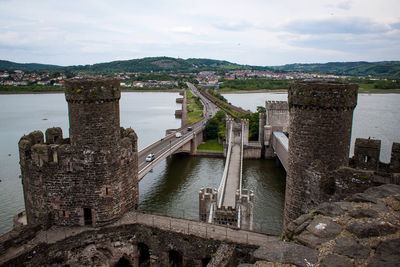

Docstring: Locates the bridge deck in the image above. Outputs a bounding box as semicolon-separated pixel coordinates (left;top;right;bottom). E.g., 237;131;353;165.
272;132;289;171
221;138;241;208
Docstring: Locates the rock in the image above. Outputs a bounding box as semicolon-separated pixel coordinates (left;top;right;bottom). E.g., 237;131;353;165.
287;214;313;235
254;262;296;267
238;264;254;267
320;254;353;267
351;193;377;203
346;221;397;238
369;202;389;213
348;209;378;219
315;202;345;216
286;214;312;233
295;231;329;249
363;184;400;199
367;238;400;267
306;217;342;239
333;237;370;259
253;241;318;267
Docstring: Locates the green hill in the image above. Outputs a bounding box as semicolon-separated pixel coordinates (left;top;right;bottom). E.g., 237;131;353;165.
64;57;254;73
272;61;400;78
0;60;61;71
1;57;400;78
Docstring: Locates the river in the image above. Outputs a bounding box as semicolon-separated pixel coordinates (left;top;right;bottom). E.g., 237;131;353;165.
0;91;399;235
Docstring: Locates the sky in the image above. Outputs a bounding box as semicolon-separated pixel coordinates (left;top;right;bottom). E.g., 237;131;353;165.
0;0;400;66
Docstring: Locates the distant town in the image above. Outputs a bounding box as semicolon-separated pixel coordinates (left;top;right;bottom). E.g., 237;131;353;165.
0;69;345;89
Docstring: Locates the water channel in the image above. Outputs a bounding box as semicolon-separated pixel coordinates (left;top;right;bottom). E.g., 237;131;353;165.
0;91;399;235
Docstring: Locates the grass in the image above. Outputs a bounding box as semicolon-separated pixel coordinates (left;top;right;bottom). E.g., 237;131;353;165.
197;139;223;152
186;89;203;125
0;85;64;93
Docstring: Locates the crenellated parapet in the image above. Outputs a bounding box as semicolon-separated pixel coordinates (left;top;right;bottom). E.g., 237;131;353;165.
19;79;139;229
349;138;400;177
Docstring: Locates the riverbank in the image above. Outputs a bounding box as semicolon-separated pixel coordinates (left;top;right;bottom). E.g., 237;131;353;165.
0;88;184;94
220;88;400;94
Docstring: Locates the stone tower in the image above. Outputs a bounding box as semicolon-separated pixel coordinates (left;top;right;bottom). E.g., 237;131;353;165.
19;78;139;228
284;81;358;229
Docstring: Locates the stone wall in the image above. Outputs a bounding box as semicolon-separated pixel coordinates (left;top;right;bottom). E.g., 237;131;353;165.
264;101;289;158
18;78;139;228
2;223;224;267
284;184;400;267
284;81;358;229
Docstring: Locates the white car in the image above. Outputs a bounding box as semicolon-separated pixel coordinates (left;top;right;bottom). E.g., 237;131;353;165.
146;153;155;162
175;132;182;138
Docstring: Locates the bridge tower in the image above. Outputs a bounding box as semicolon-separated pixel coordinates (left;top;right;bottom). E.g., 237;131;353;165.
19;78;139;228
284;81;358;229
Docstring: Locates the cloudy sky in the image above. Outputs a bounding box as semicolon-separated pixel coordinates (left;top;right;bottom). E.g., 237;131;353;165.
0;0;399;66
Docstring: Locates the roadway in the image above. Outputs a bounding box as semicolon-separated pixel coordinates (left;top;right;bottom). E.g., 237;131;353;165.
138;83;219;180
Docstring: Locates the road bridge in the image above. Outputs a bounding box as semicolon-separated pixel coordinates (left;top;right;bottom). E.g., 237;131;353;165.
138;83;218;180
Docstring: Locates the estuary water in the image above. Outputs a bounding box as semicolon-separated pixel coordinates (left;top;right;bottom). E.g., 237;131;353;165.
0;91;399;235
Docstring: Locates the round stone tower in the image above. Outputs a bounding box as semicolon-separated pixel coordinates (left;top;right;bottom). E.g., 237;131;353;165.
65;78;121;152
284;81;358;229
19;78;138;228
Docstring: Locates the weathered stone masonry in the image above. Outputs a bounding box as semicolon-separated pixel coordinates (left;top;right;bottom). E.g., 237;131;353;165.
284;81;358;229
18;78;139;228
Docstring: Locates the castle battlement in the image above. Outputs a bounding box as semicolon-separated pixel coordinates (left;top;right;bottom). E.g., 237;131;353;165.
265;100;288;111
235;189;254;203
351;138;400;173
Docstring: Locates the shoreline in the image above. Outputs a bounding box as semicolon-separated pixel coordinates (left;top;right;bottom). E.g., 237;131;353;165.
1;88;400;95
220;88;400;94
0;88;184;95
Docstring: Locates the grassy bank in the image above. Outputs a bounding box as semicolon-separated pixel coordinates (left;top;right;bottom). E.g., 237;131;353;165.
0;85;64;93
197;139;223;152
186;89;203;124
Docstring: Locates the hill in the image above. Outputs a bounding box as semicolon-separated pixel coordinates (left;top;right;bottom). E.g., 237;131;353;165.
0;60;61;71
63;57;259;73
1;57;400;78
272;61;400;78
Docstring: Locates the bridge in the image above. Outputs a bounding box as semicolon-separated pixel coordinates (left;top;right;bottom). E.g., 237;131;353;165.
138;83;218;180
137;119;205;180
136;84;288;231
199;118;254;230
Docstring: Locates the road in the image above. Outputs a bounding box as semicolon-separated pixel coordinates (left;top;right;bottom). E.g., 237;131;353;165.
138;83;218;180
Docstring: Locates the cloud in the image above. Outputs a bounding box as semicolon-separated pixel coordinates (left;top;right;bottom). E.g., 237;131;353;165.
213;21;254;32
169;26;193;34
391;22;400;30
336;1;353;10
281;17;390;35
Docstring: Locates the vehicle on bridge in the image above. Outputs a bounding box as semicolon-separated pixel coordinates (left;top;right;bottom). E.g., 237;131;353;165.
175;132;182;138
146;153;155;162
